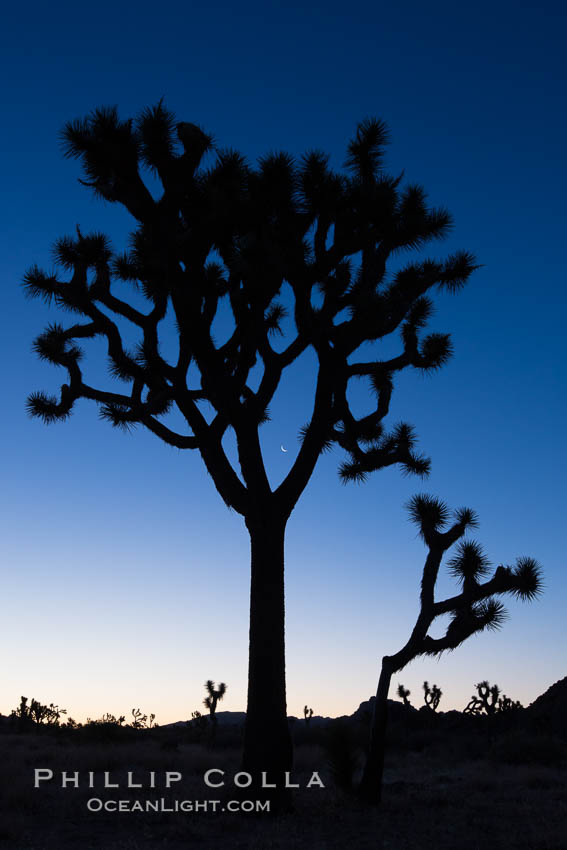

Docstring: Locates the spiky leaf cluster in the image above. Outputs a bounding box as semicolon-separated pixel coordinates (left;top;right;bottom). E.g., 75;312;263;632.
447;540;491;585
407;494;450;536
508;557;543;601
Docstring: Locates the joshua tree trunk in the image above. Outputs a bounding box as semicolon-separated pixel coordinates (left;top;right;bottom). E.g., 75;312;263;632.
359;659;393;803
242;511;293;807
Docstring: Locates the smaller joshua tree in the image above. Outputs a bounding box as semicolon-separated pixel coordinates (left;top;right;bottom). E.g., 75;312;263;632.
130;708;156;729
204;680;227;719
92;713;126;725
358;494;543;804
497;694;523;713
423;681;442;711
304;705;314;725
463;680;522;715
203;680;226;742
11;696;67;730
397;684;411;706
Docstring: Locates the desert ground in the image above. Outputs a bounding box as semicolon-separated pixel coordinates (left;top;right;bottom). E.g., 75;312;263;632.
1;691;566;850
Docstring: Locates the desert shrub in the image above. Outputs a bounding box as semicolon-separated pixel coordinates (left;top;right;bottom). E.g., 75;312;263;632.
215;724;245;747
489;730;567;766
77;721;138;744
322;720;361;792
292;721;326;747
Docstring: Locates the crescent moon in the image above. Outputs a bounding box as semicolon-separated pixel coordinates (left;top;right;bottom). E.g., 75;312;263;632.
280;445;287;453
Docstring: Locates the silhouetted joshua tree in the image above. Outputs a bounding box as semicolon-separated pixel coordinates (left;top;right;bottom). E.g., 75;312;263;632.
203;679;226;741
97;713;126;725
359;494;543;804
423;681;442;711
304;705;314;724
130;707;156;728
204;679;227;715
24;103;478;802
498;694;523;712
396;684;411;706
11;696;67;729
463;680;522;715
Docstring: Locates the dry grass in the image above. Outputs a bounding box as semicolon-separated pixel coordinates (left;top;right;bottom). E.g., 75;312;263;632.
0;730;565;850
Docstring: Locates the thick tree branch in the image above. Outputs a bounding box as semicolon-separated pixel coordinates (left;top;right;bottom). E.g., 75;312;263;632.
275;358;335;515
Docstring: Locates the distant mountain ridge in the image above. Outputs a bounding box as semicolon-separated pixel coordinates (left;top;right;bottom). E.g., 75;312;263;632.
162;676;567;728
2;677;564;729
525;676;567;734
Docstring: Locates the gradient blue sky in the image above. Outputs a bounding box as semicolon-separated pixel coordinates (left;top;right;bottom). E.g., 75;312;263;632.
1;0;565;723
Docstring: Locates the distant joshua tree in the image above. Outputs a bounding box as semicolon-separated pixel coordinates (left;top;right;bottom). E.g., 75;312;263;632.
359;494;543;804
130;708;156;728
464;680;522;715
304;705;314;725
203;680;227;723
24;102;478;801
11;696;67;729
423;681;442;711
396;684;411;706
97;713;126;725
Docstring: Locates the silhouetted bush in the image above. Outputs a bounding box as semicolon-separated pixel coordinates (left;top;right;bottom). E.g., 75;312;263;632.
489;730;567;767
322;720;361;792
78;721;138;744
